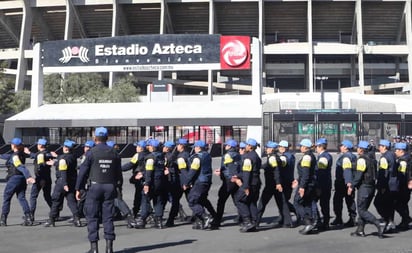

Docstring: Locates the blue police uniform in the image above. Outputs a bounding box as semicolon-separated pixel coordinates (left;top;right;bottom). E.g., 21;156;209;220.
185;140;215;230
331;141;357;226
393;142;411;230
277;142;296;218
350;141;385;238
29;139;53;221
0;138;34;226
121;140;148;218
76;127;122;253
212;140;241;228
236;138;262;232
373;140;397;229
45;140;81;227
294;141;317;234
137;140;168;229
315;138;333;229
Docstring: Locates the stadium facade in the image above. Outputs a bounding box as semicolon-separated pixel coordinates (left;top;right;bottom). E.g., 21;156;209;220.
2;0;412;150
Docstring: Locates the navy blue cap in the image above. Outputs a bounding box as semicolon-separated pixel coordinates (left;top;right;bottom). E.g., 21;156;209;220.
225;139;238;148
95;127;108;137
194;140;206;148
10;137;22;145
358;140;369;149
37;138;48;146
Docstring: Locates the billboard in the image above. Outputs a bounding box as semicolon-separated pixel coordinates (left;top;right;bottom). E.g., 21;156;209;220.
41;34;250;73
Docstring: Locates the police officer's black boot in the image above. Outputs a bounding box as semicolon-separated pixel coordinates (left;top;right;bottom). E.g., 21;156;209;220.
154;216;164;229
105;239;113;253
87;241;98;253
201;213;213;229
0;214;7;226
22;212;34;226
126;214;137;228
135;217;146;229
330;217;343;226
73;215;82;227
299;219;315;235
351;223;366;237
375;220;386;239
178;205;189;222
44;217;55;227
192;216;204;230
344;216;355;227
239;217;256;233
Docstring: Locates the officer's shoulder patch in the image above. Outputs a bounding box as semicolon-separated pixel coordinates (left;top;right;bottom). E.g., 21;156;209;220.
223;153;234;165
37;153;45;164
342;157;352;169
268;156;278;167
58;159;67;171
190;157;201;170
145;158;154;171
379;157;388;170
300;155;312;168
356;158;366;172
12;155;22;167
399;161;407;173
318;157;328;169
242;158;252;172
130;154;139;164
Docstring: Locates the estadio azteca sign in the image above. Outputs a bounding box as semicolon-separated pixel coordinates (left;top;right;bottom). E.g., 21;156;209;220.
41;34;250;73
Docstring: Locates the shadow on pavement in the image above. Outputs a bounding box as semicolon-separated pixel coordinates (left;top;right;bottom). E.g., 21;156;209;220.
117;239;197;253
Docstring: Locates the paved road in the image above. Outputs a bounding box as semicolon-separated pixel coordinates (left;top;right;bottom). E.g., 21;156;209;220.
0;155;411;253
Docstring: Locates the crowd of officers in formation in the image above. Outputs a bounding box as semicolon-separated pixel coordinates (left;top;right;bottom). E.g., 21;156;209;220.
1;127;412;253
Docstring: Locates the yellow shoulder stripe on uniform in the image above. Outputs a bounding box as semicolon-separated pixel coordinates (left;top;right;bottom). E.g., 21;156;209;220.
399;161;407;173
190;157;201;170
268;156;278;168
145;158;154;171
37;153;45;165
242;158;252;172
342;157;352;170
12;155;22;167
318;157;328;169
223;154;234;165
301;155;311;168
58;159;68;171
279;156;287;167
356;158;366;172
379;157;388;170
130;154;139;164
177;157;187;170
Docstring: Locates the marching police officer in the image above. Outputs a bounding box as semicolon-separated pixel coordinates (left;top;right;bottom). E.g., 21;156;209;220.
0;137;35;226
163;141;181;227
374;139;397;232
77;140;95;219
184;140;215;230
211;139;241;229
293;139;317;235
349;140;385;238
314;138;333;230
45;140;81;227
122;140;148;219
234;138;262;232
136;139;168;229
76;127;122;253
256;141;284;227
331;140;357;227
25;138;53;223
393;142;412;230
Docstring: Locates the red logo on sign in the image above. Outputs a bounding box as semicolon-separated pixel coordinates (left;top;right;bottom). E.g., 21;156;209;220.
220;36;250;70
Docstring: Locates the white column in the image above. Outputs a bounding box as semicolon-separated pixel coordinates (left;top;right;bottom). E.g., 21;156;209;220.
405;0;412;95
251;37;262;104
356;0;365;93
307;0;314;93
208;0;215;101
31;43;43;108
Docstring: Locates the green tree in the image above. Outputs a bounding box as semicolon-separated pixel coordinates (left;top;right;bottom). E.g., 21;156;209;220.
0;62;21;114
106;76;140;102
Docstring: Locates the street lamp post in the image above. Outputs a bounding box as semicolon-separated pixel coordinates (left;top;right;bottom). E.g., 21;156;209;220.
316;76;328;110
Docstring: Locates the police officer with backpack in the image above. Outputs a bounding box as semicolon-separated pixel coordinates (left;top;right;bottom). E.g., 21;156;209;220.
76;127;122;253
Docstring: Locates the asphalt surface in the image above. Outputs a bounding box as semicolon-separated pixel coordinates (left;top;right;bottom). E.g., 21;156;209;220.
0;155;411;253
